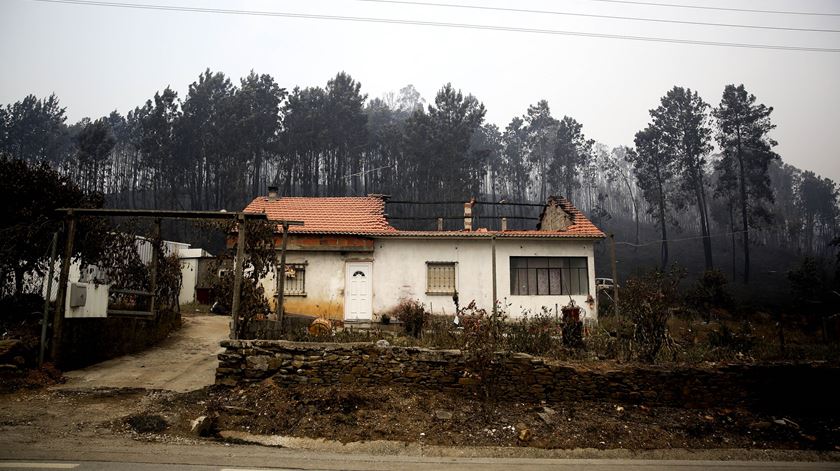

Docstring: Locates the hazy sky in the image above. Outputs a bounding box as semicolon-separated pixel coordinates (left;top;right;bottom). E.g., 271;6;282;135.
2;0;839;182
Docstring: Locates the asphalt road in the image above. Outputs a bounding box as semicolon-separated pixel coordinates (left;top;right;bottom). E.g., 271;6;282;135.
1;458;839;470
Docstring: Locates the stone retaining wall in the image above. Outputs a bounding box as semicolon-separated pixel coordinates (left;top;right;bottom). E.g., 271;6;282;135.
216;339;840;412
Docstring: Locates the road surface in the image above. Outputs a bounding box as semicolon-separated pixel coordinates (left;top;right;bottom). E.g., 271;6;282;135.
1;457;838;470
2;442;840;471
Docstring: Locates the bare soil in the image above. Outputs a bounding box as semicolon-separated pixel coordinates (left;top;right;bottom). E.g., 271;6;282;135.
2;379;840;462
117;381;840;452
2;311;838;457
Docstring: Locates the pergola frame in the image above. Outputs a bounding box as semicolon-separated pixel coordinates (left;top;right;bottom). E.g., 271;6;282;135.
49;208;302;363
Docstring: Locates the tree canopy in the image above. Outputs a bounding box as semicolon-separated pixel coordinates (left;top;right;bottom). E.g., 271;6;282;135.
0;70;837;299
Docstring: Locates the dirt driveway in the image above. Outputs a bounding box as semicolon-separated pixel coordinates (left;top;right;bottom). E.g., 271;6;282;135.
53;314;229;393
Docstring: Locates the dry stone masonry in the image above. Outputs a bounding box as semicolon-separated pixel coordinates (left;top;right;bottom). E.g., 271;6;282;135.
217;339;839;411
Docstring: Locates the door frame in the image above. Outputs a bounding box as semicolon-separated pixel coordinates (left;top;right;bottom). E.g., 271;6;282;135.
344;261;373;321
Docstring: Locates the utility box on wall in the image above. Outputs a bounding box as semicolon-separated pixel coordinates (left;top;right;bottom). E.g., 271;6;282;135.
69;282;87;308
65;282;109;318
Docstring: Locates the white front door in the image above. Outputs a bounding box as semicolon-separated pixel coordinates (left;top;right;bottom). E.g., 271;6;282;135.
344;262;372;321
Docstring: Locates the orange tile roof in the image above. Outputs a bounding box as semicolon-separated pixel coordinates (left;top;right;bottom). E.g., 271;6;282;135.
243;195;605;239
244;196;397;234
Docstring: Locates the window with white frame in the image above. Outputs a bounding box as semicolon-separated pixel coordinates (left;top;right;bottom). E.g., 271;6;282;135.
282;263;306;296
426;262;456;295
509;257;589;295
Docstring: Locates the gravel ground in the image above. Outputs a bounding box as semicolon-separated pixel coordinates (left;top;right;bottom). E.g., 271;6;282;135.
2;384;840;462
119;380;840;452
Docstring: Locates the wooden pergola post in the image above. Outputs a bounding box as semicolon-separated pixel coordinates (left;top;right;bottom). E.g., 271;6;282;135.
149;218;161;316
230;213;247;340
39;231;59;367
50;211;76;364
276;222;290;329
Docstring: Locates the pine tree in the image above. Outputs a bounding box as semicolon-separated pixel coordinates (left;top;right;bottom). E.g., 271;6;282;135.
651;86;715;270
713;84;778;283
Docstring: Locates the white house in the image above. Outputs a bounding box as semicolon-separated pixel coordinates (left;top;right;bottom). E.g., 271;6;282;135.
245;191;605;322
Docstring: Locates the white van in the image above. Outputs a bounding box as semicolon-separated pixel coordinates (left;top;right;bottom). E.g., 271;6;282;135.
595;277;617;290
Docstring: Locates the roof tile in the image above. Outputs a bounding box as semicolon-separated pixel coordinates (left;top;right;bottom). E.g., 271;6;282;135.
243;196;604;239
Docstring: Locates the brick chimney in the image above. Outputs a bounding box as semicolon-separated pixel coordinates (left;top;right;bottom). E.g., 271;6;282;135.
463;198;476;231
267;185;279;200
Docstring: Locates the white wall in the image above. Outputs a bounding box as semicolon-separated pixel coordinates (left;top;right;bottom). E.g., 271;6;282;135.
179;258;198;305
259;251;350;319
64;282;109;318
371;238;598;321
177;249;211;306
254;238;598;321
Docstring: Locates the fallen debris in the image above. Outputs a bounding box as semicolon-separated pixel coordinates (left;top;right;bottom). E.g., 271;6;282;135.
190;415;215;437
774;417;801;430
537;406;557;425
126;413;168;434
516;423;532;442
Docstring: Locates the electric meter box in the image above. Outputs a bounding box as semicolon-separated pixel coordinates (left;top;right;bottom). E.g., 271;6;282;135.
69;282;87;308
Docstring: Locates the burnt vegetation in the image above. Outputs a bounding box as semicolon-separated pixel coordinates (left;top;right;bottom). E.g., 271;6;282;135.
0;70;838;365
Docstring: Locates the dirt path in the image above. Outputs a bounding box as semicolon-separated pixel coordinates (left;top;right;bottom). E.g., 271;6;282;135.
53;314;229;393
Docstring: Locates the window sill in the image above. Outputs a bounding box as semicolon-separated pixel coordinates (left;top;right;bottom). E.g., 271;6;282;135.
426;291;456;296
275;293;307;297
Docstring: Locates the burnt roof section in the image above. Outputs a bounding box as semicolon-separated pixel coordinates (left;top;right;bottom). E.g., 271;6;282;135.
243;195;605;239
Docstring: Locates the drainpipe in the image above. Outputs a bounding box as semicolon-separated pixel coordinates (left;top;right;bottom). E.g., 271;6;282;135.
491;235;497;317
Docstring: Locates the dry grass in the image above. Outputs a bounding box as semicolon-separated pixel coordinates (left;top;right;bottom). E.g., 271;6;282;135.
281;306;838;364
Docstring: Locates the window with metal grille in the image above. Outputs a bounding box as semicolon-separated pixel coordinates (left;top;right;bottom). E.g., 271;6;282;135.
510;257;589;296
426;262;456;295
282;263;306;296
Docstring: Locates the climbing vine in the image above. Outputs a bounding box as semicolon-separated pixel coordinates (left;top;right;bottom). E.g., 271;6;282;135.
206;219;278;338
80;221;182;314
